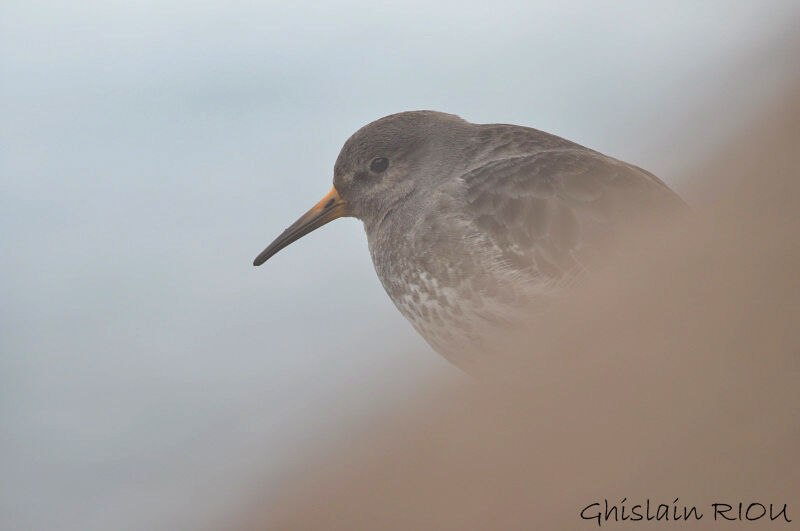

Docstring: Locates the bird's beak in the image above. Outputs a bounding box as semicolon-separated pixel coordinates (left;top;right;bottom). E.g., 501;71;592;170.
253;186;348;266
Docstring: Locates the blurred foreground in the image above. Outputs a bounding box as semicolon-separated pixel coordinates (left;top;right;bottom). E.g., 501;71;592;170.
233;88;800;529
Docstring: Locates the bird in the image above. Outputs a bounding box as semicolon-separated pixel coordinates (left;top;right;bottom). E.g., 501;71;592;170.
253;111;687;371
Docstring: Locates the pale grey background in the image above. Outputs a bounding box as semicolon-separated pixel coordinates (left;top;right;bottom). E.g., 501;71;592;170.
2;1;798;529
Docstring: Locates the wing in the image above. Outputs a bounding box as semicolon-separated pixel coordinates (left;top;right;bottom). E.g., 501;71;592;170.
460;148;687;285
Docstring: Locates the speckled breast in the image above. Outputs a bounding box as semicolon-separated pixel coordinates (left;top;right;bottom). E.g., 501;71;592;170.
367;215;550;367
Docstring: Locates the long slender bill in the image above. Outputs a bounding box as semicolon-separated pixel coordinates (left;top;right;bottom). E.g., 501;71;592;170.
253;186;348;266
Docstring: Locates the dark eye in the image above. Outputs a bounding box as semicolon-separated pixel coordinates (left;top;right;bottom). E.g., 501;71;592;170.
370;157;389;173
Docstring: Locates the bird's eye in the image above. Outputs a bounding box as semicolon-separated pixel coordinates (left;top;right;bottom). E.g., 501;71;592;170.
370;157;389;173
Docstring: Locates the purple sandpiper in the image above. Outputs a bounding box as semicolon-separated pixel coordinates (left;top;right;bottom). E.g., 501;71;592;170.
254;111;686;369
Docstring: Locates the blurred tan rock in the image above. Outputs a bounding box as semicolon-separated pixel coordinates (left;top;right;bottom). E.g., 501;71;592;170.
235;88;800;530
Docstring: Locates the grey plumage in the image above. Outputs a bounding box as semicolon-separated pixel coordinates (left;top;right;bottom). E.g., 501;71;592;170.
255;111;686;369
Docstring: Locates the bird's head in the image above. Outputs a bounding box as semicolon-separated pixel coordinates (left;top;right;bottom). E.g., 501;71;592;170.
253;111;469;266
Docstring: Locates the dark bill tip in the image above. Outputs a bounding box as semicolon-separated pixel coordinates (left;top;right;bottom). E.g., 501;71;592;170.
253;187;347;266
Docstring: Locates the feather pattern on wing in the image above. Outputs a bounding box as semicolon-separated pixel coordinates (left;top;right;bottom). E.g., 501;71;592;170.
460;147;686;288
